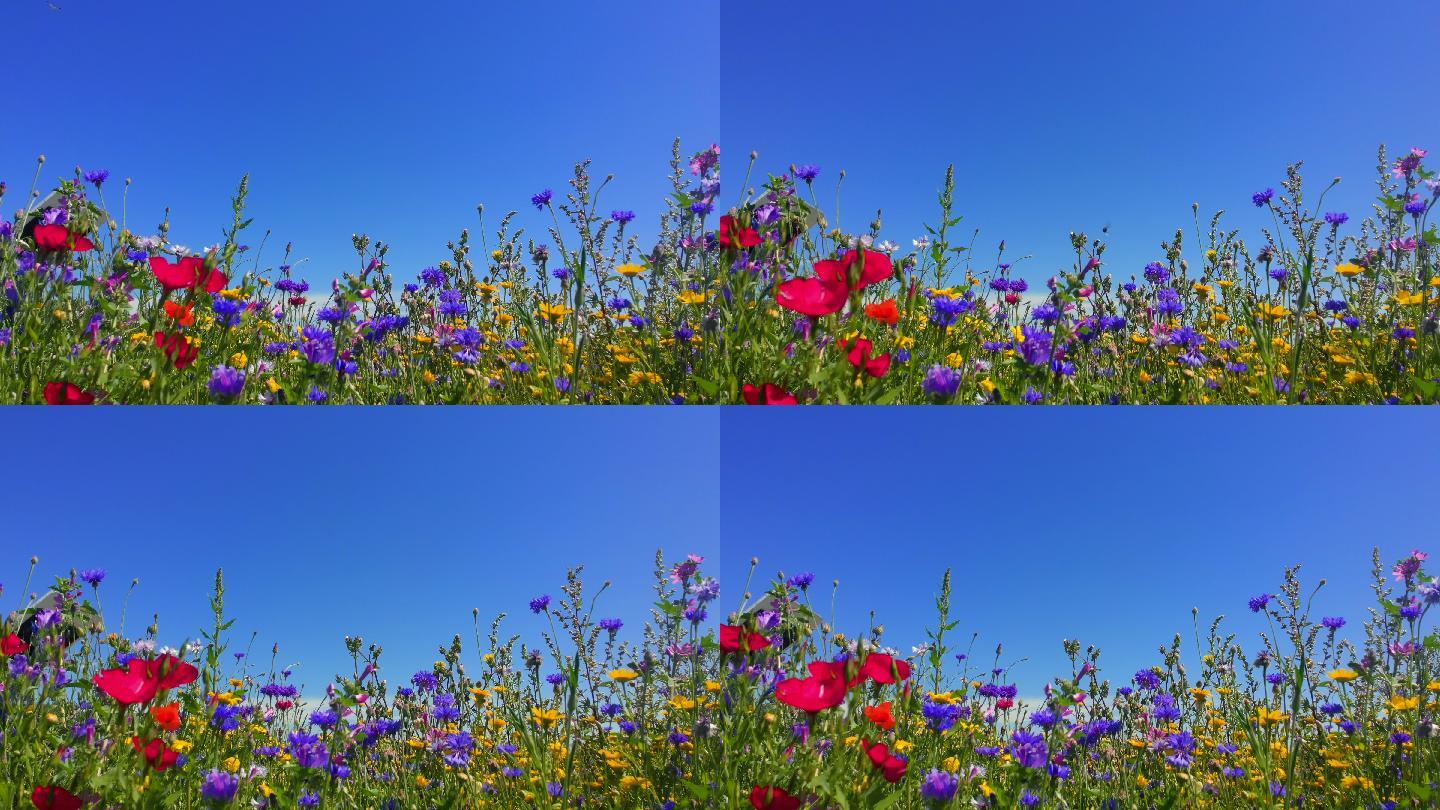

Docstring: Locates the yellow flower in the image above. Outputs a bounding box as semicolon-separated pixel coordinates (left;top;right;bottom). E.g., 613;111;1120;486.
229;352;248;368
1396;290;1425;306
616;263;646;277
538;302;571;321
171;740;193;754
670;696;698;710
223;756;241;773
1255;707;1289;726
610;668;639;682
1329;669;1359;682
531;707;563;727
1334;262;1363;277
1389;695;1419;711
415;775;431;789
678;290;708;305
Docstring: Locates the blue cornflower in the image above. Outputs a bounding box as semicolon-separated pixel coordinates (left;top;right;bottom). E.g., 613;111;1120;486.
794;164;820;182
78;569;106;587
213;298;243;327
531;189;553;209
529;595;551;613
611;210;636;224
1252;188;1275;207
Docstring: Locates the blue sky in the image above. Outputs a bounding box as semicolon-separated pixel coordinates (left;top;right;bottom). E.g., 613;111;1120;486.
1;408;719;695
719;407;1437;694
2;1;718;282
721;0;1440;283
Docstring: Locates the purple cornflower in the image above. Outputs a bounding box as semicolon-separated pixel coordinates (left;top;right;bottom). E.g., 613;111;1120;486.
1322;616;1346;630
920;769;960;802
200;770;239;802
1324;212;1349;226
1010;730;1048;769
611;210;636;224
78;568;106;587
531;189;553;209
794;164;820;182
599;617;623;633
786;572;815;590
208;365;246;400
922;365;962;398
529;594;551;613
1252;188;1275;207
1248;593;1271;613
84;169;110;187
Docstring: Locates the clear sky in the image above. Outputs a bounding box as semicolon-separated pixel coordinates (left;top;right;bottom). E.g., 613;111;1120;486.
721;0;1440;283
719;407;1437;694
1;408;719;695
2;1;718;282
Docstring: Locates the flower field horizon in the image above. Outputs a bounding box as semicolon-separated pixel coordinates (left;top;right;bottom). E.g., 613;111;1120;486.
4;549;1437;808
4;142;1438;405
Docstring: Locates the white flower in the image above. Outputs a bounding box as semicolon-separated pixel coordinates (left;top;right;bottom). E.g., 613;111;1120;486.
877;240;900;254
168;244;189;256
158;645;178;656
913;236;931;249
186;640;205;654
132;639;155;654
849;234;874;249
911;643;932;656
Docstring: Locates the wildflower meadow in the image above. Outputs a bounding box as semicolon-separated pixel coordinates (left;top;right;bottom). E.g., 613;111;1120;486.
2;552;720;809
5;549;1437;808
4;143;1438;405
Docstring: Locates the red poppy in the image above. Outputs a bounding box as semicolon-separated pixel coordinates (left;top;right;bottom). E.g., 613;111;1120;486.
2;634;29;656
776;274;848;317
720;215;761;249
148;255;227;294
844;338;891;378
719;624;773;655
864;299;900;325
862;739;908;783
149;702;182;731
30;786;82;810
33;224;94;253
815;249;893;292
163;300;196;326
863;701;897;730
856;652;911;685
154;331;200;370
775;660;848;713
130;736;180;771
94;654;199;705
43;382;96;405
749;786;801;810
741;383;798;405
